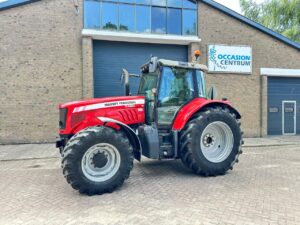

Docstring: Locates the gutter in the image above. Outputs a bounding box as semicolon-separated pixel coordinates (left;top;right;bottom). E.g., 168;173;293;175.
0;0;41;11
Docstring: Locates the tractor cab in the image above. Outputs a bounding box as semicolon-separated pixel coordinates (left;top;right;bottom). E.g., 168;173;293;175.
119;57;212;159
138;57;208;127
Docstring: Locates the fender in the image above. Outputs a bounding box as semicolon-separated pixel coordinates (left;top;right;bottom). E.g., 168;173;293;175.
172;98;241;131
98;117;142;161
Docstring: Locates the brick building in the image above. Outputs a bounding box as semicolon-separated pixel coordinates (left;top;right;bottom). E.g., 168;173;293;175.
0;0;299;144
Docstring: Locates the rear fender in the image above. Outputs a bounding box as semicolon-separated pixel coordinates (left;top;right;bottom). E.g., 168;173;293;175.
98;117;142;161
172;98;241;131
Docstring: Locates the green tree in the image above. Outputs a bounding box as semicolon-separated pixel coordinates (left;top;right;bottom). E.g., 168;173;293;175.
240;0;300;42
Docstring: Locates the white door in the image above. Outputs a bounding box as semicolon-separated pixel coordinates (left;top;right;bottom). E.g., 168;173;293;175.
282;101;296;135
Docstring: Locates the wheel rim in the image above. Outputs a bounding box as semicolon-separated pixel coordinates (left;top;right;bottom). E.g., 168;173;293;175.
200;121;234;163
81;143;121;182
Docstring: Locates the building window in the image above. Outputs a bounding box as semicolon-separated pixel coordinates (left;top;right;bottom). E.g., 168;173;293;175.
183;9;197;35
168;0;182;8
83;0;198;36
83;0;101;29
119;4;135;32
102;2;118;31
136;5;151;33
152;0;166;7
152;7;167;34
183;0;197;9
167;8;182;35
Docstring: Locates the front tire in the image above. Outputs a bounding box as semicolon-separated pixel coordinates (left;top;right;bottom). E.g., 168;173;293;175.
180;106;243;176
61;126;133;195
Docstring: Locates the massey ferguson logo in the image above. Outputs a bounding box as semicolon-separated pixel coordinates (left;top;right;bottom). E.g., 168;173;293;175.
104;101;136;107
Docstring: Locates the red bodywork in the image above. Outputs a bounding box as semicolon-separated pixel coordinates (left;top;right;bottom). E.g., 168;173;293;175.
59;96;145;135
172;98;238;130
59;96;239;135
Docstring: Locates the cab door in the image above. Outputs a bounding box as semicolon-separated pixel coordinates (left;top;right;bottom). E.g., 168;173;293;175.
157;67;195;127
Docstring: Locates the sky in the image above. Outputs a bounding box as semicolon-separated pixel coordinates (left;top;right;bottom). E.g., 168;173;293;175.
214;0;265;14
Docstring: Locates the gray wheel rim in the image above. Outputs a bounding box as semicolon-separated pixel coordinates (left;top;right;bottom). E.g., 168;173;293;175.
200;121;234;163
81;143;121;182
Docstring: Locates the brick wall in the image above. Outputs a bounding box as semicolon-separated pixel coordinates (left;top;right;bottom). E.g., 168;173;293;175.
1;0;299;143
0;0;83;143
197;2;300;137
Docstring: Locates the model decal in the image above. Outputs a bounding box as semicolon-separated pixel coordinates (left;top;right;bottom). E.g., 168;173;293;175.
73;99;145;113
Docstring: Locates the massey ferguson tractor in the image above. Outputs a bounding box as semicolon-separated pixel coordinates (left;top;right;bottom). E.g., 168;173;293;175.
57;54;243;195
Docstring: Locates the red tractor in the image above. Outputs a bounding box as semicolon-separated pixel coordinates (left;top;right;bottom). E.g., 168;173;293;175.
57;55;243;195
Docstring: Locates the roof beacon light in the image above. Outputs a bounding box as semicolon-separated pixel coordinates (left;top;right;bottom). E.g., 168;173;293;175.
194;50;201;60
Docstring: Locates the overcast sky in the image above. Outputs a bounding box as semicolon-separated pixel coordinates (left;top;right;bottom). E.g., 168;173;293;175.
214;0;265;14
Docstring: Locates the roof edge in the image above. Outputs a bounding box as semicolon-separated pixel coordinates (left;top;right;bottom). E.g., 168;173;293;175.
201;0;300;51
0;0;40;11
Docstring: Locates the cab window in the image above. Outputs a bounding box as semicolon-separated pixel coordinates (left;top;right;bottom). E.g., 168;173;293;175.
138;73;158;96
158;67;194;106
196;70;205;97
157;66;195;126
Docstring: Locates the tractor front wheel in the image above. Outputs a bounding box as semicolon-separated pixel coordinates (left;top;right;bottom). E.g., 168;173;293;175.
180;106;243;176
61;126;133;195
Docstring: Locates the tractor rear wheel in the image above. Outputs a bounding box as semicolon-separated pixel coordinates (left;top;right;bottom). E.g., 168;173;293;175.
61;126;133;195
180;106;243;176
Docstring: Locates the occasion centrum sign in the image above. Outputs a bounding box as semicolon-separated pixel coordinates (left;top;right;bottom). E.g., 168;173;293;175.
208;44;252;74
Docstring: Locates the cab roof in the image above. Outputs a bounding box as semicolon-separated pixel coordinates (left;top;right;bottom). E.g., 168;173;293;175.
158;59;208;72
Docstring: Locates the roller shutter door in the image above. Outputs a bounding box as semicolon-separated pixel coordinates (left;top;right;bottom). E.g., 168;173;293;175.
268;77;300;135
93;41;188;98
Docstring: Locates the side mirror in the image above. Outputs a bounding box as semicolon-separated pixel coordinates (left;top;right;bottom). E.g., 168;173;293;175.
207;86;217;100
149;57;158;73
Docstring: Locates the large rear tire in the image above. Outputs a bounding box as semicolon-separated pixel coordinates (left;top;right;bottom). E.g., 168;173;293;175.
180;106;243;176
61;126;133;195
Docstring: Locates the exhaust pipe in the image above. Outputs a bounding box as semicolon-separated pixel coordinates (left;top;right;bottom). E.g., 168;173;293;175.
121;69;140;96
121;69;130;96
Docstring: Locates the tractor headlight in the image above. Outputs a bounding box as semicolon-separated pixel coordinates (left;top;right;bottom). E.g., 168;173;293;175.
59;108;68;130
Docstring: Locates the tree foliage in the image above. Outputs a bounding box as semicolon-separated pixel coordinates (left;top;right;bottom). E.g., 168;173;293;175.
240;0;300;42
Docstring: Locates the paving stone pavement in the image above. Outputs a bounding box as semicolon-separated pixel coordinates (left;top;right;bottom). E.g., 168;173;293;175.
0;144;300;225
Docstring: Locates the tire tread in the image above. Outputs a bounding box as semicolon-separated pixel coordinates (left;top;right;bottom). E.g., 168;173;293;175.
180;106;243;176
61;126;134;195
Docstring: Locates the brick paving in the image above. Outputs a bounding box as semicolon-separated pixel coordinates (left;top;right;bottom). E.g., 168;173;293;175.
0;144;300;225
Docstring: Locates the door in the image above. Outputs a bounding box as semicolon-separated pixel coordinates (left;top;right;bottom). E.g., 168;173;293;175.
267;77;300;135
93;41;188;98
157;66;195;127
282;101;296;135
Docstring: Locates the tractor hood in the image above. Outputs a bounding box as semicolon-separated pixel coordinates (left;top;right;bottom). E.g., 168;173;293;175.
59;96;145;109
58;96;146;135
